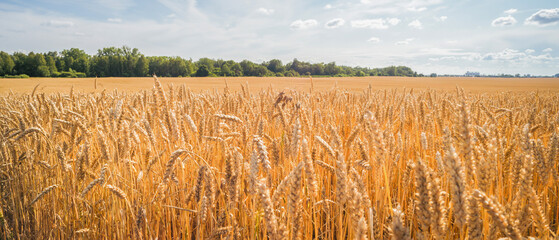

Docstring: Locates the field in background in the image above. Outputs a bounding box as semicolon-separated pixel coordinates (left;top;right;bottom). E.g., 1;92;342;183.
1;76;559;94
1;77;558;239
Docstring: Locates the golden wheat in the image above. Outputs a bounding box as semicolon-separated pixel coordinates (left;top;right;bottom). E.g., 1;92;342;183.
0;77;558;239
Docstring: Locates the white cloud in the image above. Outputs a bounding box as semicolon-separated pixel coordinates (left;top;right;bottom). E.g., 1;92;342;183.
351;19;390;29
504;9;517;15
525;49;535;54
157;0;204;19
257;8;275;15
290;19;318;30
439;16;448;22
491;16;516;27
107;18;122;23
395;38;414;45
483;48;523;60
42;20;75;28
525;8;559;26
324;4;333;9
325;18;345;29
429;56;458;61
407;7;427;12
480;48;556;62
387;18;401;26
367;37;380;43
531;54;554;60
543;48;553;52
426;48;557;65
408;19;423;29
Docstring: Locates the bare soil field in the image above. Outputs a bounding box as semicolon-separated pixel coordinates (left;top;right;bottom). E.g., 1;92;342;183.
1;76;558;94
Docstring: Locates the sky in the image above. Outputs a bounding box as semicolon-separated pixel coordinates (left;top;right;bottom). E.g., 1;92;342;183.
0;0;558;75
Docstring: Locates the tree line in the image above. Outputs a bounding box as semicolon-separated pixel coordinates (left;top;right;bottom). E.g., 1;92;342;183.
0;46;421;78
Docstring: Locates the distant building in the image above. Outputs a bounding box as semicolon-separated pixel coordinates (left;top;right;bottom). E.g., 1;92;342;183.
464;71;480;77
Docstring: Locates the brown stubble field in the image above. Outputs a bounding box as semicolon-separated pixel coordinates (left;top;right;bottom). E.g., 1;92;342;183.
0;76;559;239
1;76;559;93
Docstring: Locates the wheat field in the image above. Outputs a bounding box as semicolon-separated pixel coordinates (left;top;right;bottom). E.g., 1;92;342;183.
0;76;558;239
2;76;559;94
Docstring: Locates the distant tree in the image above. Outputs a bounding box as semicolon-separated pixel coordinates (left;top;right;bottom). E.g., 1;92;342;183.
289;58;301;73
60;48;89;74
311;63;325;75
254;65;271;76
220;64;232;76
91;56;109;77
430;73;437;77
11;52;27;75
386;66;396;76
266;59;284;73
45;55;57;74
135;56;149;76
324;62;341;76
195;65;210;77
240;60;255;76
0;51;15;75
229;62;243;76
197;58;215;74
1;46;426;78
37;66;50;77
22;53;48;77
169;57;188;77
185;59;195;76
284;69;300;77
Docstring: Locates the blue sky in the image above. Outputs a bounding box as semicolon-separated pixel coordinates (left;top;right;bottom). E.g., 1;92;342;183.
0;0;558;75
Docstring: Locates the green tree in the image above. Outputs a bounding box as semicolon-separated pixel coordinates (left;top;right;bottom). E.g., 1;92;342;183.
266;59;284;73
37;66;50;77
64;56;74;71
195;65;210;77
355;70;366;77
220;64;232;76
34;54;49;77
45;55;57;74
311;63;325;75
11;52;27;75
229;62;243;76
284;69;300;77
169;57;188;77
0;47;422;78
240;60;256;76
324;62;341;76
135;56;149;76
197;58;215;74
254;65;271;76
0;51;15;75
386;66;396;76
22;52;48;77
91;56;109;77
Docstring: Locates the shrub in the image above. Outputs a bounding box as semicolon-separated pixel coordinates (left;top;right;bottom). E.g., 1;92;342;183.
3;74;30;78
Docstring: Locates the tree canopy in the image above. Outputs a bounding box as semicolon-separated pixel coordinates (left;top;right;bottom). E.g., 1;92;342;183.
0;46;420;78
